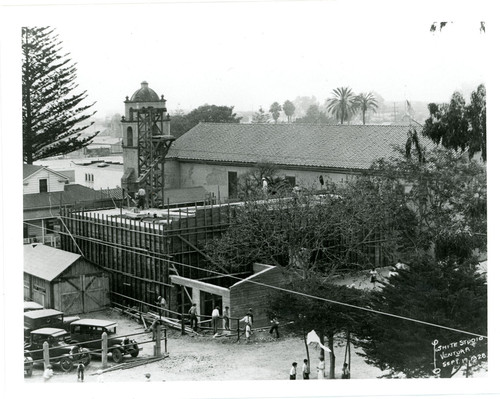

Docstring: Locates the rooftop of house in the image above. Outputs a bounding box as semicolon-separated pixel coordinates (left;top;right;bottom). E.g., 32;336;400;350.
24;243;81;282
23;164;45;179
167;123;428;170
23;183;120;210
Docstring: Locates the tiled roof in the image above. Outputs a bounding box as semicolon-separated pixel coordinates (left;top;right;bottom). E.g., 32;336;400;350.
167;123;427;170
23;164;45;179
24;243;81;281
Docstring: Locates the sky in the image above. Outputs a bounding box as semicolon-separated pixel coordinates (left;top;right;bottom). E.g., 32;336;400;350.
5;0;494;118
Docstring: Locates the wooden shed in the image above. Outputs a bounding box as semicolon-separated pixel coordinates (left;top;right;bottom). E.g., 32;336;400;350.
170;263;286;328
24;243;110;315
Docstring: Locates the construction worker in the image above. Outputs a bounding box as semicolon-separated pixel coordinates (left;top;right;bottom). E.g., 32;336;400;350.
156;296;166;318
137;187;146;210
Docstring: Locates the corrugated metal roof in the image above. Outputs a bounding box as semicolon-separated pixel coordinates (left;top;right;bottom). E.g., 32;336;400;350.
167;123;428;170
24;244;81;282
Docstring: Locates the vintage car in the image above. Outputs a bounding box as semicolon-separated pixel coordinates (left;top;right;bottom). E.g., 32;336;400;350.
24;351;33;377
24;328;90;372
69;319;140;363
24;301;44;312
24;309;80;342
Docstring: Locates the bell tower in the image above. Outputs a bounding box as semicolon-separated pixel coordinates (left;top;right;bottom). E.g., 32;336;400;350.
121;81;176;208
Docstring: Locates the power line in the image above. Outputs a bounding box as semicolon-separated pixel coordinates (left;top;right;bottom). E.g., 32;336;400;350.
22;220;487;339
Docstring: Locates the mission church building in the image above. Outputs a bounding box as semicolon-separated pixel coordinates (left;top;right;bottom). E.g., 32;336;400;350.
121;82;424;204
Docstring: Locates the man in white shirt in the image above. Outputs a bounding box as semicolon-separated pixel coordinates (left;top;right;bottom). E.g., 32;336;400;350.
211;306;221;335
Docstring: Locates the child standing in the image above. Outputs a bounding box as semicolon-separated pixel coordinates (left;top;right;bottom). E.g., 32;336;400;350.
240;312;252;343
302;359;310;379
76;361;85;382
289;362;298;380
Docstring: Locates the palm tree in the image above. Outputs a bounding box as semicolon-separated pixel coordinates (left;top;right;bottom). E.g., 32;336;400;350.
326;87;358;124
355;92;378;124
269;102;282;124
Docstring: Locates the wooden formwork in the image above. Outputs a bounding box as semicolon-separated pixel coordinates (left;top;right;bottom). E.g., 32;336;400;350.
59;203;239;314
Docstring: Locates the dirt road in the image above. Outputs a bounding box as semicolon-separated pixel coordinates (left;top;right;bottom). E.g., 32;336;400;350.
25;309;382;383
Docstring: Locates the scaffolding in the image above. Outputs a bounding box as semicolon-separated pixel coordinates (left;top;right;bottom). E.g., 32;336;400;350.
133;106;175;208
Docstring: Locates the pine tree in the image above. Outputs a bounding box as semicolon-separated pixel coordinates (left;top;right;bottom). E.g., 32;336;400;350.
251;106;270;123
355;255;487;378
22;27;98;164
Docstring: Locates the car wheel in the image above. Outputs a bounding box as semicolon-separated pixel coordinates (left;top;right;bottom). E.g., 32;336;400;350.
111;348;123;363
60;357;73;372
130;345;139;358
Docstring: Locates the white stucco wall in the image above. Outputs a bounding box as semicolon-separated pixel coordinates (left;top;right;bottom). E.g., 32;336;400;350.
74;164;123;190
174;161;357;202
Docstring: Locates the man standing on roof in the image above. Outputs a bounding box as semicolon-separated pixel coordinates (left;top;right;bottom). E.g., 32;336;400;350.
137;187;146;210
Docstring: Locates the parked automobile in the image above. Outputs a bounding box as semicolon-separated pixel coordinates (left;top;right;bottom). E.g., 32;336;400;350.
24;309;80;342
24;328;90;372
24;351;33;377
69;319;140;363
24;301;44;312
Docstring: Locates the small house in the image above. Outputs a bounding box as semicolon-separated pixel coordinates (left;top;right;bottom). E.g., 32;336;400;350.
24;244;110;315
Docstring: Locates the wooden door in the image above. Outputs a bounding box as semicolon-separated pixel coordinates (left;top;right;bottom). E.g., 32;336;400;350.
82;275;109;313
59;277;84;315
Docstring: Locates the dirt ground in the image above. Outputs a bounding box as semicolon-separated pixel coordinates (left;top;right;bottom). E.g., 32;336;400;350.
24;308;384;383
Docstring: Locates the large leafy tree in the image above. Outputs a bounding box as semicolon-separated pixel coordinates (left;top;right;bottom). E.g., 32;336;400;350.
206;178;411;278
326;87;358;124
371;147;487;259
269;102;282;123
423;84;486;161
282;100;296;123
22;27;98;164
170;104;242;137
355;92;378;125
295;104;334;124
355;255;487;378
